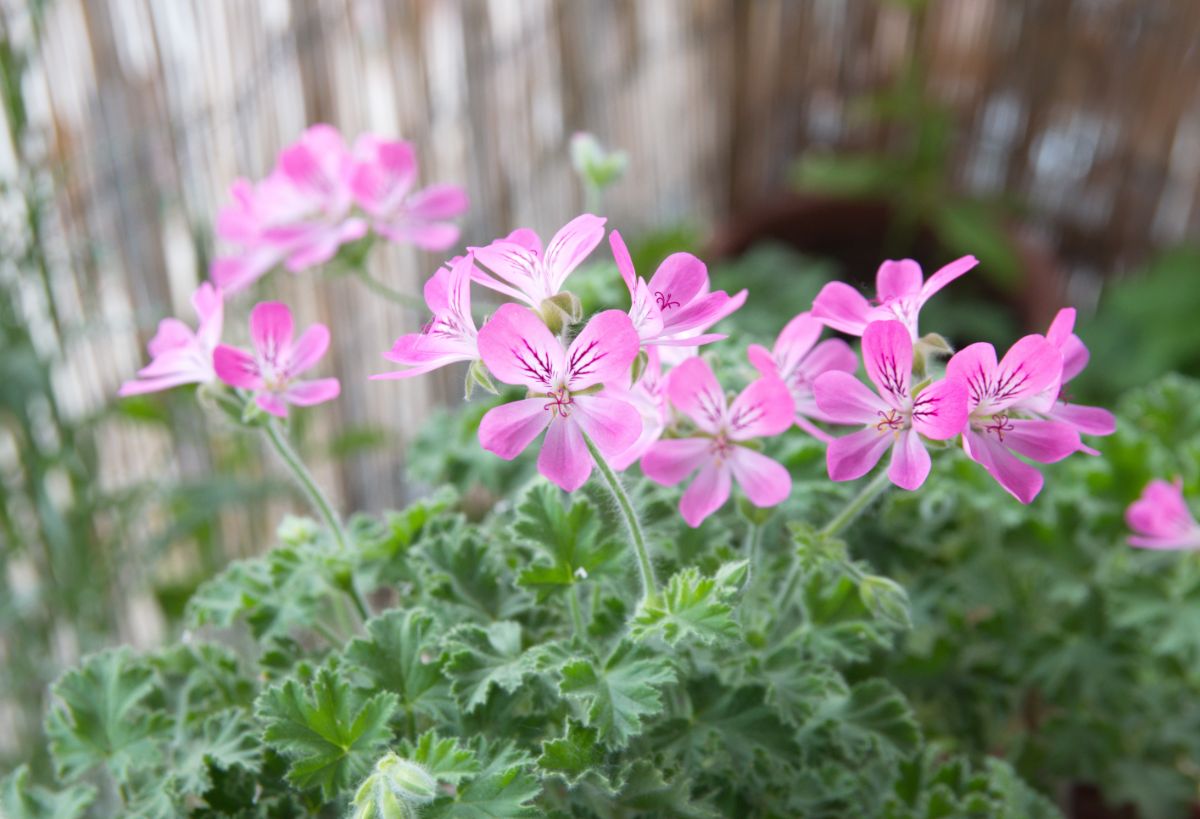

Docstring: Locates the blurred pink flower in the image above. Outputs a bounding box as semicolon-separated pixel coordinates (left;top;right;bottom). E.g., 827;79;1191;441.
350;136;468;251
1127;479;1200;550
119;283;224;396
476;305;641;491
609;230;746;347
211;125;367;293
469;214;606;307
372;254;479;380
602;347;668;471
813;320;967;491
213;301;340;418
947;335;1079;504
748;311;858;443
1014;307;1116;451
812;256;978;339
642;358;793;527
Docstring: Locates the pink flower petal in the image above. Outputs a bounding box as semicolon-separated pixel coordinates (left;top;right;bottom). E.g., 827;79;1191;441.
801;338;858;378
812;281;873;336
773;312;823;373
471;241;541;305
538;417;592;491
911;378;968;440
665;357;726;434
379;221;461;252
609;230;638;292
887;429;931;490
1002;419;1080;463
147;318;195;357
564;310;640;390
1060;334;1090;383
192;283;224;349
946;341;998;411
729;447;791;507
1126;479;1198;546
256;393;290;418
727;377;794;441
1045;307;1075;348
572;394;642;459
746;343;778;379
875;259;923;301
661;290;744;336
211;247;284;294
862;320;913;409
646;253;708;318
1048;401;1116;436
813;371;890;426
407;184;469;221
505;227;542;255
679;461;732;527
962;429;1044;504
544;214;606;292
285;378;340;406
477;304;563;391
288;325;330;376
213;345;262;390
826;427;894;483
478;398;551;460
642;438;712;486
250;302;294;363
918;255;977;302
990;335;1063;411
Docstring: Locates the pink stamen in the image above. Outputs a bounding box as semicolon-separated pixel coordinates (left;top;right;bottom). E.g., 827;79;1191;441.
654;291;680;310
875;408;904;432
985;412;1014;440
543;388;574;418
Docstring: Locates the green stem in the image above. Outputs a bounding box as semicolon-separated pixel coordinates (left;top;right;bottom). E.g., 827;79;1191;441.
743;521;763;590
353;268;422;310
263;418;350;551
581;432;658;602
819;471;892;539
568;585;586;639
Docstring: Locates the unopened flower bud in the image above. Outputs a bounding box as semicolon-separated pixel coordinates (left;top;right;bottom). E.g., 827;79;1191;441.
277;515;320;546
858;574;912;631
351;752;438;819
570;132;628;192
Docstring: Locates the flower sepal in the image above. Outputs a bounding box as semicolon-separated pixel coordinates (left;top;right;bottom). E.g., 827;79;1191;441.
538;291;583;334
629;349;649;386
465;359;499;400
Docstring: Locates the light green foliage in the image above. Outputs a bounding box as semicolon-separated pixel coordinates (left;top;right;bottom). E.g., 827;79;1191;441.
442;621;559;714
558;641;676;749
631;561;746;645
256;665;398;799
0;766;94;819
512;482;624;598
346;608;456;726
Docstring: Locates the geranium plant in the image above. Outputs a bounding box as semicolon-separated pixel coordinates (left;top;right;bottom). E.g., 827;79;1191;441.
5;126;1127;819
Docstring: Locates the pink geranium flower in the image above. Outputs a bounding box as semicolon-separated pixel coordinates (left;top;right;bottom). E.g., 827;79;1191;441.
642;358;794;527
748;311;858;442
602;347;668;470
372;253;478;380
812;256;978;339
946;335;1081;504
350;136;468;251
609;230;746;347
1015;308;1116;450
1126;479;1200;550
469;214;606;308
813;321;967;491
476;304;641;491
213;302;340;418
119;283;224;396
211;125;368;293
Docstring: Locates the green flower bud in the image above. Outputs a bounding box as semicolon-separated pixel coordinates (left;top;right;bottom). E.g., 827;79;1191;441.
538;291;584;334
351;752;438;819
277;515;320;547
570;132;628;192
858;574;912;631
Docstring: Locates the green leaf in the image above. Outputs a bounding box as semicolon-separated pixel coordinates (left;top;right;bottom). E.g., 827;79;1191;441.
592;761;718;819
536;721;605;786
831;679;921;759
171;709;262;798
45;648;169;784
631;562;746;645
559;641;676;749
421;526;527;620
403;730;480;784
512;483;623;598
0;766;95;819
425;741;540;818
346;608;455;725
256;665;399;800
442;622;555;714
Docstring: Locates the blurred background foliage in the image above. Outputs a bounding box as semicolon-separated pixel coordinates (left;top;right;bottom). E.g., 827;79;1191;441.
3;1;1200;815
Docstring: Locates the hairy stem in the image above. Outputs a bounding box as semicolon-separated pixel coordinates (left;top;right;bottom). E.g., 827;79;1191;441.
354;268;422;310
581;432;658;603
820;470;892;539
264;418;349;550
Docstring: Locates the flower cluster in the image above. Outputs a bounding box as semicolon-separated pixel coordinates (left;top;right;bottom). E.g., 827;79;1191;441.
1126;479;1200;550
212;124;468;293
122;124;1118;531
